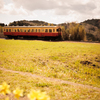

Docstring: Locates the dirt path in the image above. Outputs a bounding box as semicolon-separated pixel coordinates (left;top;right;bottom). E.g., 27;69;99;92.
0;67;100;91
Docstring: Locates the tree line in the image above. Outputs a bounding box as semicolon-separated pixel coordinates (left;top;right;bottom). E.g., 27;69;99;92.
61;22;86;41
9;20;56;26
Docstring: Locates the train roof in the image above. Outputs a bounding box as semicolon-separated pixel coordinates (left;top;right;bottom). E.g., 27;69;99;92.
4;26;60;28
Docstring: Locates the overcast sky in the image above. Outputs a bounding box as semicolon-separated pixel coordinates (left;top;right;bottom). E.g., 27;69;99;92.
0;0;100;25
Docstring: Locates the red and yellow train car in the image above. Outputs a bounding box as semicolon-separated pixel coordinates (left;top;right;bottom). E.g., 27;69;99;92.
3;26;62;40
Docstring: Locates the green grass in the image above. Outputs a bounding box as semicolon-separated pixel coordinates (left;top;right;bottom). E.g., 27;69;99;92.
0;39;100;89
0;70;100;100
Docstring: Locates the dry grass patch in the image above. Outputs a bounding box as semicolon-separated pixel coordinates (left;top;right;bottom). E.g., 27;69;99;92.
0;39;100;88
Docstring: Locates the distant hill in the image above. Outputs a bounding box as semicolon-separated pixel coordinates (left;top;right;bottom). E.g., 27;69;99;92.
9;20;56;26
81;19;100;41
82;19;100;28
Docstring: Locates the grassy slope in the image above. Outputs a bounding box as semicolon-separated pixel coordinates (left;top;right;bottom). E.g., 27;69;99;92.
0;40;100;87
0;39;100;99
0;70;100;100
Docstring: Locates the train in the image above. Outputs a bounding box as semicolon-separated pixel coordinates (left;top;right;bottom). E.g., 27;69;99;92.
3;26;62;40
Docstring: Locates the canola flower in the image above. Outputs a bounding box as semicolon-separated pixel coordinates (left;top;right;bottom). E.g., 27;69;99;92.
0;81;50;100
13;87;23;99
0;82;11;95
5;97;9;100
28;89;50;100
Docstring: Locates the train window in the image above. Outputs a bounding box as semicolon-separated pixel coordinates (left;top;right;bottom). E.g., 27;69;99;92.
49;29;52;32
28;29;30;32
21;29;23;32
31;29;34;32
42;29;44;32
15;29;16;32
9;29;11;32
35;29;37;32
38;29;40;32
24;30;26;32
45;29;48;32
6;29;8;32
17;29;20;32
53;29;55;32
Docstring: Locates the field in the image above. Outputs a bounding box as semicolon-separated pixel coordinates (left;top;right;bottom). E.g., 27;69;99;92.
0;39;100;100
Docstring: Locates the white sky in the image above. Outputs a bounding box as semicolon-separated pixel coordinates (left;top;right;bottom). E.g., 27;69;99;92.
0;0;100;25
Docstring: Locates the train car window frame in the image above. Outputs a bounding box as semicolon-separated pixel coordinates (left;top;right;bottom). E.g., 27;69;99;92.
31;29;34;32
24;29;26;32
49;29;52;32
9;29;11;32
35;29;37;32
17;29;20;32
6;29;8;32
45;29;48;32
38;29;40;32
42;29;44;32
20;29;23;32
15;29;16;32
28;29;30;32
53;29;55;32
